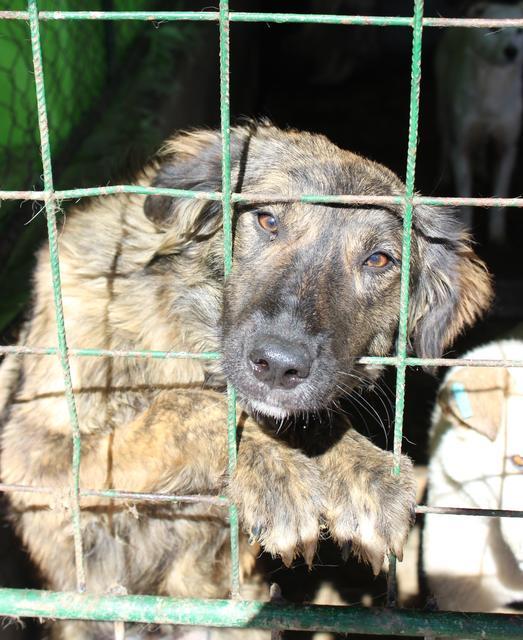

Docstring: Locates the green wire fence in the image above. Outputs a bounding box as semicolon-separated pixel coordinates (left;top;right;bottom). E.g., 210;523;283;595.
0;1;522;637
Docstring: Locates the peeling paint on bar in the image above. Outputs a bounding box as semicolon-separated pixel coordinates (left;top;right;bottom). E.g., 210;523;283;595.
2;189;522;210
3;346;523;369
2;11;523;29
0;482;521;519
27;0;86;593
0;589;521;638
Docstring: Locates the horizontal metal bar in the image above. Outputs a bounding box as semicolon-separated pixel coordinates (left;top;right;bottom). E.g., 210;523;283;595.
1;188;523;210
0;11;220;21
0;186;222;202
0;589;521;637
3;347;523;369
417;506;523;518
1;11;523;29
0;346;221;360
0;483;227;506
0;482;521;518
361;356;523;368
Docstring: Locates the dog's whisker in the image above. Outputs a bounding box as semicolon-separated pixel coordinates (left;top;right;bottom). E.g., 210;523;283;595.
335;384;390;447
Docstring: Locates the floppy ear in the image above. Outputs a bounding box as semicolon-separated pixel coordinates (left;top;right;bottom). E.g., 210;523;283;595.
143;129;225;250
439;366;507;441
407;206;493;359
144;125;260;258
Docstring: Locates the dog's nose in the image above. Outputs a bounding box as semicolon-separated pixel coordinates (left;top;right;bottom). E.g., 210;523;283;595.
505;45;518;61
249;337;311;389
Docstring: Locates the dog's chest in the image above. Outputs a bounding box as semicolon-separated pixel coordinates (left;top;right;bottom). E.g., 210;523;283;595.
463;60;522;124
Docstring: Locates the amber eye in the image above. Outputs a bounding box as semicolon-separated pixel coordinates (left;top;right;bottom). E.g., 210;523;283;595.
257;212;278;235
363;252;392;269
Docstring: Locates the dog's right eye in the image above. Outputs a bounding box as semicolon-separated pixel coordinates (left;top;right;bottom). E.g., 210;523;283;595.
363;252;392;269
257;213;278;236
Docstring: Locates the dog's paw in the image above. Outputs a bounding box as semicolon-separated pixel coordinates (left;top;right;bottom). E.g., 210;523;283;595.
229;434;324;567
321;449;416;575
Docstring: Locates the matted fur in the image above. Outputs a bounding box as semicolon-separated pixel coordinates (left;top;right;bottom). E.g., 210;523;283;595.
0;123;492;639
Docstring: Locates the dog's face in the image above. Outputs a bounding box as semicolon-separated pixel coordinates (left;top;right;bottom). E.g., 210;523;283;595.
468;3;523;66
145;124;492;419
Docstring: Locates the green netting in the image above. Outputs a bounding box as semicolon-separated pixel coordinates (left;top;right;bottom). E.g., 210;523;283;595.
0;1;149;191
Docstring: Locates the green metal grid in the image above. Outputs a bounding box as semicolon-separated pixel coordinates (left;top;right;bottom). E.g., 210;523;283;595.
0;1;522;637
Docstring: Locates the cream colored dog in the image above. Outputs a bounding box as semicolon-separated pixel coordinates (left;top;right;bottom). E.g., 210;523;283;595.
435;2;523;243
424;340;523;613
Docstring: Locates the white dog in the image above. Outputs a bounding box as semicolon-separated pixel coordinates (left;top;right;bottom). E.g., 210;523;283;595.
435;2;523;243
423;340;523;613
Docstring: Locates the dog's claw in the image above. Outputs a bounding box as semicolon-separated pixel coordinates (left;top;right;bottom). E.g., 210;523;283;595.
370;552;385;577
302;539;317;569
249;524;264;545
341;542;352;563
393;545;404;563
280;549;295;568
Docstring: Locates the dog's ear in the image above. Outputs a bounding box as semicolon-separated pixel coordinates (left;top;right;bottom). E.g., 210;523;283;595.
440;366;506;441
467;2;488;17
407;206;493;360
143;129;226;244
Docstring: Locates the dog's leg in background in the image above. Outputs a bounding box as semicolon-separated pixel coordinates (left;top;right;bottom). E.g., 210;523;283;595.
450;144;474;230
489;136;518;244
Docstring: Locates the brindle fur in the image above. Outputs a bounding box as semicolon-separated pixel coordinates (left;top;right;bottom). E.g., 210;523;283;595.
0;123;492;639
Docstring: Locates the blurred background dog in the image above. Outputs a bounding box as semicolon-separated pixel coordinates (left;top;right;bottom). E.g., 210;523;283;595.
423;340;523;614
435;2;523;243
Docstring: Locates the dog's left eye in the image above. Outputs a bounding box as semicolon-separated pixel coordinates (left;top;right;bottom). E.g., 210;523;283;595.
363;252;392;269
257;213;278;235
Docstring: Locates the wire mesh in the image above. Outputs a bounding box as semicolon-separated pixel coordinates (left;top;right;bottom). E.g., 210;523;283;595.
0;1;522;638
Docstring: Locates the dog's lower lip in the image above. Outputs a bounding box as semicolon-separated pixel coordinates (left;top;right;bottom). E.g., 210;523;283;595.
246;398;290;419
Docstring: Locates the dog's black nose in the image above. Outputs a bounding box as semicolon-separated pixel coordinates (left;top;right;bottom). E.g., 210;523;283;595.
505;45;518;61
249;337;311;389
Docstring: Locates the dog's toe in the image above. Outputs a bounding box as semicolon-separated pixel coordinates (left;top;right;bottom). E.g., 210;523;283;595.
229;433;324;566
321;451;416;574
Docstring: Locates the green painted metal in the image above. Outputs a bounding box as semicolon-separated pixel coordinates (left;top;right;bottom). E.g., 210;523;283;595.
0;346;222;358
0;11;414;25
387;0;424;607
3;10;523;31
26;0;86;593
0;589;521;638
218;0;241;599
2;188;523;212
393;0;423;472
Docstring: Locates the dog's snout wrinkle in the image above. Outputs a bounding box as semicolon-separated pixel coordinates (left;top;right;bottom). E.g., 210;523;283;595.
249;336;311;390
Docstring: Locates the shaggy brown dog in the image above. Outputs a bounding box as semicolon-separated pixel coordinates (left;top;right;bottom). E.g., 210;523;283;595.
0;123;492;639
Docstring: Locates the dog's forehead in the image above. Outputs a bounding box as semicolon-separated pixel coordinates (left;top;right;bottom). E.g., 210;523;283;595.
286;202;404;241
242;130;403;197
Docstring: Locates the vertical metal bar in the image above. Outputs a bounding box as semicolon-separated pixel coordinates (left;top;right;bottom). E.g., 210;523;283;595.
387;0;424;607
218;0;241;599
27;0;86;593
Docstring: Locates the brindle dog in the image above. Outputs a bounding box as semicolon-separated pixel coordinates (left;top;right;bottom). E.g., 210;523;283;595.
0;123;492;639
